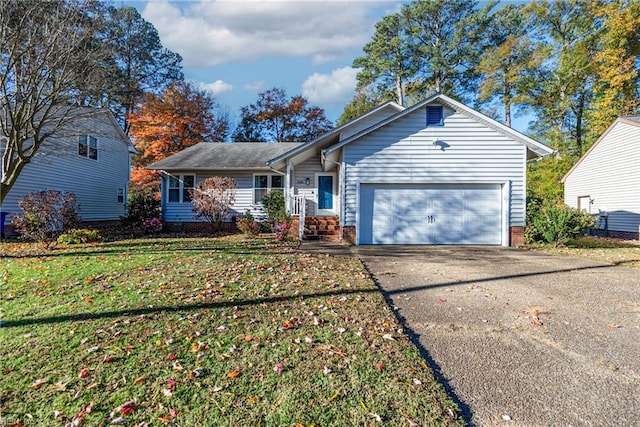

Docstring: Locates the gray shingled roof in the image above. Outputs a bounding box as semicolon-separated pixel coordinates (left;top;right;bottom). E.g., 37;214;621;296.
621;115;640;123
147;142;303;171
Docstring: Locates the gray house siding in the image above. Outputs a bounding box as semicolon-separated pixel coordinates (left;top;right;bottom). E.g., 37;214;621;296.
342;106;526;233
161;171;272;223
2;112;131;222
564;120;640;235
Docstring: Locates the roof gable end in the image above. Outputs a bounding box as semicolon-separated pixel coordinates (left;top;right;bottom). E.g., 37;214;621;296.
562;116;640;183
323;94;553;159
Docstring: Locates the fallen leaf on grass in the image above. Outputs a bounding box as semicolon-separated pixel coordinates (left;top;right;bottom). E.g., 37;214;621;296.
70;401;94;425
31;379;46;390
227;370;241;378
109;399;136;419
376;363;384;372
273;363;284;374
327;390;339;402
133;376;145;385
79;368;90;379
102;355;117;363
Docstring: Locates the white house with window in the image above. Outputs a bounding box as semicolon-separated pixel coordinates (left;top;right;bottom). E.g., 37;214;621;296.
1;108;135;225
149;94;553;245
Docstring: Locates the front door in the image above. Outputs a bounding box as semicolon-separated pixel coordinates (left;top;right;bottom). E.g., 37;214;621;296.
316;174;335;215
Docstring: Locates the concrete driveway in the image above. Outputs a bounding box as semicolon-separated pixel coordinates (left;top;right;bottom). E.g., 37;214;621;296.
354;246;640;427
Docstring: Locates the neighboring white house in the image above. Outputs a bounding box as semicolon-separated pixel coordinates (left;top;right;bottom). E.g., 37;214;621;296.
149;94;553;246
1;108;135;226
562;116;640;240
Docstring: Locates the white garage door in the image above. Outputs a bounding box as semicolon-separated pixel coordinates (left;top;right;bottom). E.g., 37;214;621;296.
359;184;502;245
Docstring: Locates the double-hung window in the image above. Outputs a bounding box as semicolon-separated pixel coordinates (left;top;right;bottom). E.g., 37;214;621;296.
78;135;98;160
253;174;283;203
168;175;195;203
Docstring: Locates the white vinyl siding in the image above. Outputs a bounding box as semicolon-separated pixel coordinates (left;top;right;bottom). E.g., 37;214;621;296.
343;107;526;234
1;112;131;221
161;172;273;223
564;121;640;234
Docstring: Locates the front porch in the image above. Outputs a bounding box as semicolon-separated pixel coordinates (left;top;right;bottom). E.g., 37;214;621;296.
288;195;340;241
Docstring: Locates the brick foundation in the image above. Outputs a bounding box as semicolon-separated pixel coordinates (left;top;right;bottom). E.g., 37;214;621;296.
341;226;356;244
509;226;524;247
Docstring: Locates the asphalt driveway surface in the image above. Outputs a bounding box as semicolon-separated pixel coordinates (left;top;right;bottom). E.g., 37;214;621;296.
355;246;640;427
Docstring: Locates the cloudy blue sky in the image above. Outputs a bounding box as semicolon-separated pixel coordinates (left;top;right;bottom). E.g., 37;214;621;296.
130;0;400;129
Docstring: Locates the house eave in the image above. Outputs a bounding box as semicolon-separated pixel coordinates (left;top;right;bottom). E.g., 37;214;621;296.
323;94;553;159
267;100;405;168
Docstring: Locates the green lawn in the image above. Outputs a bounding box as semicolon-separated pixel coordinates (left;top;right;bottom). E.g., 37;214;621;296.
528;235;640;268
1;235;462;426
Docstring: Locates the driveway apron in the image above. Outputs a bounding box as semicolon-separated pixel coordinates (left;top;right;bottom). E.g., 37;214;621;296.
355;246;640;427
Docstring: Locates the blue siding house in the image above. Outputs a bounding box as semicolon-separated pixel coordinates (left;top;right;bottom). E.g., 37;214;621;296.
149;94;553;246
1;109;135;227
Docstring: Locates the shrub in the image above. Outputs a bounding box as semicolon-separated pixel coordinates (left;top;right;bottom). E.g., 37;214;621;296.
143;217;163;234
526;201;596;246
190;176;237;232
57;228;101;244
261;190;286;226
237;210;261;236
274;216;293;242
11;190;81;248
125;190;161;229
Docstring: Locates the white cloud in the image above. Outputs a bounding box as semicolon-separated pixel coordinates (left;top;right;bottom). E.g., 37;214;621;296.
302;67;359;105
142;1;377;68
243;81;265;91
197;80;233;95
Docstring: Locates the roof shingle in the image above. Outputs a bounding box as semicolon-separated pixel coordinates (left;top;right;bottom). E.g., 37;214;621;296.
147;142;303;171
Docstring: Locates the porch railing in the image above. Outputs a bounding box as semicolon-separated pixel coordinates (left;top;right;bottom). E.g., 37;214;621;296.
289;195;306;241
289;195;306;217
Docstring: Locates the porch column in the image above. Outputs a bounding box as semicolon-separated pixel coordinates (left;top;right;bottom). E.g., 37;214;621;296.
285;159;292;213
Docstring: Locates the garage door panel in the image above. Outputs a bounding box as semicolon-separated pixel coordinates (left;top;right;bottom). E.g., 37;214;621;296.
359;184;502;245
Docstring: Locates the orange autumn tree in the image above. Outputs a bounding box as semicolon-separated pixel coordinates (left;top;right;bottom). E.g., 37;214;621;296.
128;81;229;192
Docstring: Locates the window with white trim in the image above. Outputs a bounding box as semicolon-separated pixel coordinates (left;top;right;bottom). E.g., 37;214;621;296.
253;174;283;203
426;105;444;126
117;187;124;204
78;135;98;160
168;175;195;203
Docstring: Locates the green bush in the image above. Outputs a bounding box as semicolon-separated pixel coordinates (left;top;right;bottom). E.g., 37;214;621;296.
57;228;101;244
237;210;262;236
261;190;286;226
526;201;596;246
124;190;161;229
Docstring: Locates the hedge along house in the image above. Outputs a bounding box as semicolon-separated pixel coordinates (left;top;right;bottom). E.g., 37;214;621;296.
149;94;553;245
